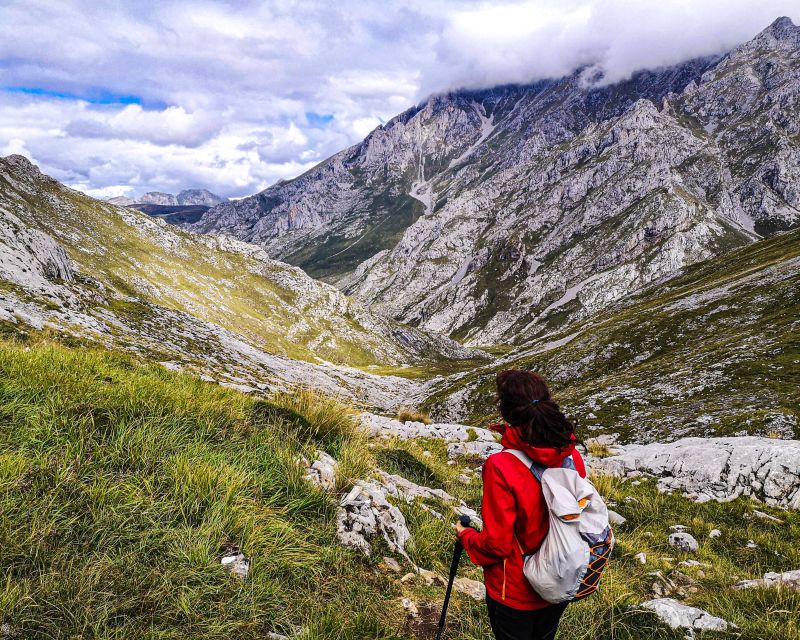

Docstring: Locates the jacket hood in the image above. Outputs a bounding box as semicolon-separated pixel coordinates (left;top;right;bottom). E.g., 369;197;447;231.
490;423;575;467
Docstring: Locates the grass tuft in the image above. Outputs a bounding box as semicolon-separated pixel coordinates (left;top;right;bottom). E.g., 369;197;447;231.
396;407;432;425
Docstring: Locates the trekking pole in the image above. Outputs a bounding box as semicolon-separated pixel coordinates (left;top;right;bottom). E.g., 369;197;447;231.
435;515;472;640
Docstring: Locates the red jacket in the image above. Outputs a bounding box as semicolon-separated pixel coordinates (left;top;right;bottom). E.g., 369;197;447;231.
457;425;586;610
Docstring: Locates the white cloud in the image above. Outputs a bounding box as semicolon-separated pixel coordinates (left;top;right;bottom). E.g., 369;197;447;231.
0;0;798;198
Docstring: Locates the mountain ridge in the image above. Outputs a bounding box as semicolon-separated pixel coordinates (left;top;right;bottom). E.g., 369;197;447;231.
190;16;800;346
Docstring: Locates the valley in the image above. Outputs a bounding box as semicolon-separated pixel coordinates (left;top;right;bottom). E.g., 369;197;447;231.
0;13;798;640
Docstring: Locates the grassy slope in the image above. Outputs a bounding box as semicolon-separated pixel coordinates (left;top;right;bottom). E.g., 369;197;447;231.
426;228;800;442
0;158;449;368
1;339;797;639
0;338;397;639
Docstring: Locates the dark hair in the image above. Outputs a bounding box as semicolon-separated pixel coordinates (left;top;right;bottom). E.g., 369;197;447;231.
495;369;579;450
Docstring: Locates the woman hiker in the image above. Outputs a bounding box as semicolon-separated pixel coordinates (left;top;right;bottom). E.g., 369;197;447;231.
455;369;586;640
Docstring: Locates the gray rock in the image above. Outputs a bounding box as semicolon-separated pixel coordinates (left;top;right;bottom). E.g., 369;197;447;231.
734;569;800;591
447;440;503;460
302;451;338;490
640;598;731;631
220;552;250;579
454;577;486;600
592;436;800;509
608;510;627;526
336;481;411;557
668;533;699;553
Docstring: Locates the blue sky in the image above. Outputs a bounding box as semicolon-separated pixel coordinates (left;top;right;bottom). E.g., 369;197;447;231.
0;0;798;199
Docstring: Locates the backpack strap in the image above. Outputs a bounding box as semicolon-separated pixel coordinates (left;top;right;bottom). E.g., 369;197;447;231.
503;449;548;483
505;448;577;479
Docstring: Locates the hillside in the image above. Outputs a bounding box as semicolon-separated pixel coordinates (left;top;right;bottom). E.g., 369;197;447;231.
0;155;479;409
422;227;800;443
0;339;797;639
192;17;800;346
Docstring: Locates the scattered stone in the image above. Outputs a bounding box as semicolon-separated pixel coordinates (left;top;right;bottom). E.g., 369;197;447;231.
669;525;688;532
608;510;627;525
746;540;758;549
401;598;419;618
400;572;416;583
302;451;338;490
454;577;486;600
668;533;699;553
422;450;432;457
418;568;446;586
751;510;784;523
734;569;800;591
679;560;701;567
709;529;722;538
640;598;731;632
220;552;250;579
383;557;403;573
635;552;647;564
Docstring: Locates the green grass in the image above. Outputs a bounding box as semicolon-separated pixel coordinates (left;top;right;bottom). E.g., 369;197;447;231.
0;338;797;639
0;339;408;639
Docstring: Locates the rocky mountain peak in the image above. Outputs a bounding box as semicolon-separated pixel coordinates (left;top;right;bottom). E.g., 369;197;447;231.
189;18;799;345
752;15;800;48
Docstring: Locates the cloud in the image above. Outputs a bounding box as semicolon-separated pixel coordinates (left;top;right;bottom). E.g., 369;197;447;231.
0;0;798;199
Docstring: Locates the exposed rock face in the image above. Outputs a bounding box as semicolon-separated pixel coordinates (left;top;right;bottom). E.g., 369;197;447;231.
110;189;226;207
592;436;800;509
640;598;731;631
360;412;495;443
192;18;800;345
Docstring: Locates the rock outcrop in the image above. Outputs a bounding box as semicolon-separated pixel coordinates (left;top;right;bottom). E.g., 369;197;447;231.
592;436;800;509
336;480;411;558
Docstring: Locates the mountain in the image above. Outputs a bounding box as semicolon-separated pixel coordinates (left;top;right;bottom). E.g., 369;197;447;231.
0;155;479;409
109;188;227;208
192;17;800;346
108;189;228;224
421;225;799;442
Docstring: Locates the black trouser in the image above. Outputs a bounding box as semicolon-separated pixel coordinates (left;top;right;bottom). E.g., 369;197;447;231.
486;594;568;640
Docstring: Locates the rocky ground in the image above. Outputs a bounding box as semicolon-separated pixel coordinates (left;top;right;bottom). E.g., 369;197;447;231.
301;410;800;639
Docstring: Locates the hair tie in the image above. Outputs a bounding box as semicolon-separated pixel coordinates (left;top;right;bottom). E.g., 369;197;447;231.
531;399;540;405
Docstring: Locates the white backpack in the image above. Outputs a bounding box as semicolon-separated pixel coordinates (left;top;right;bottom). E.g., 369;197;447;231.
504;449;614;603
